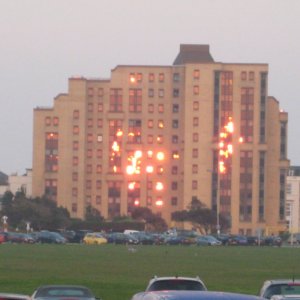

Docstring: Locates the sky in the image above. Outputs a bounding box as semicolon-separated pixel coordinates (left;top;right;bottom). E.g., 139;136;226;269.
1;0;300;175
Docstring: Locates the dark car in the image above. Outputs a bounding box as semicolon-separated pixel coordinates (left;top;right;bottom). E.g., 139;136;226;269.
36;231;66;244
131;290;265;300
32;285;97;300
247;236;265;246
106;232;139;245
259;279;300;299
196;235;222;246
228;235;248;246
263;236;282;247
131;232;155;245
4;232;34;244
71;230;92;243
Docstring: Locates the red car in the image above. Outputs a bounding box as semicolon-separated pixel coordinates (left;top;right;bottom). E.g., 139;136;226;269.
0;232;7;244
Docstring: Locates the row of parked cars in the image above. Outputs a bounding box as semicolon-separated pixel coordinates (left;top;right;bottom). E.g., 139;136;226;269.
2;277;300;300
0;229;283;246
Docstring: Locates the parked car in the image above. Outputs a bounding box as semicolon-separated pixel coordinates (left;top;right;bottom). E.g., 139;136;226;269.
271;296;300;300
131;232;155;245
196;235;222;246
263;236;282;247
247;236;264;246
164;236;194;245
145;276;207;291
72;230;92;243
0;293;31;300
36;231;66;244
106;232;139;245
0;232;7;243
259;279;300;299
83;232;107;245
214;234;231;245
228;235;248;246
32;285;97;300
3;232;35;244
131;290;264;300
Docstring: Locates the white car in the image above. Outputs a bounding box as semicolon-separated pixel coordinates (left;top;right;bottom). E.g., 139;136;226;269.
259;280;300;299
131;276;207;300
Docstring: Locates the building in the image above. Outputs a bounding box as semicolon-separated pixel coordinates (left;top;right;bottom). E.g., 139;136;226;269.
32;44;289;235
286;166;300;233
0;169;32;198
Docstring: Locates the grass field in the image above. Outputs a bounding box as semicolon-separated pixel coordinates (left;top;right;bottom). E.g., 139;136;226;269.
1;244;300;300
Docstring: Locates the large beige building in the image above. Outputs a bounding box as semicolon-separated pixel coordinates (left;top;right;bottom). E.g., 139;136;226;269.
33;44;289;235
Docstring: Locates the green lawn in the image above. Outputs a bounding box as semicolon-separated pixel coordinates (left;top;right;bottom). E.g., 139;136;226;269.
0;244;299;300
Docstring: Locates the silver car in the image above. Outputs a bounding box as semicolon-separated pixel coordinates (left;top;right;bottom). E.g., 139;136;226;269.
31;285;98;300
259;280;300;299
132;291;265;300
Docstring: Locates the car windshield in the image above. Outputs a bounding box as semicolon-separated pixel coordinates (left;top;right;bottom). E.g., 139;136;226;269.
36;288;92;298
265;284;300;299
148;280;205;291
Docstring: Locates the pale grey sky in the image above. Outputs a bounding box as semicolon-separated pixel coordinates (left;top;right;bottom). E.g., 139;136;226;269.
1;0;299;175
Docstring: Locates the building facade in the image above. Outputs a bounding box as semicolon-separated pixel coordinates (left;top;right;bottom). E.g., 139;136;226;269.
286;167;300;233
32;44;289;234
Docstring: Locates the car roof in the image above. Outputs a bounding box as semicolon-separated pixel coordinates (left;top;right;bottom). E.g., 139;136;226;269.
264;279;300;285
149;276;203;282
137;291;264;300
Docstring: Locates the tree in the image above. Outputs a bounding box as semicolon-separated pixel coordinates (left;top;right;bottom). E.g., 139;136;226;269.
131;207;167;232
172;198;229;234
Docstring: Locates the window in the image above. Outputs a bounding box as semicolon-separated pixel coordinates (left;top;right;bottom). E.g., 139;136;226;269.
241;71;247;80
157;135;163;144
192;149;198;158
110;88;123;112
98;88;103;97
97;135;103;142
193;69;200;80
86;180;92;189
193;85;199;95
148;104;154;113
149;73;155;82
192;164;198;174
158;104;164;113
87;149;92;158
249;71;255;81
172;135;178;143
73;141;79;150
158;120;164;129
171;197;178;206
148;120;154;128
53;117;59;126
97;103;103;112
137;73;143;82
193;117;199;127
128;119;142;144
173;89;179;97
159;73;164;82
148;89;154;97
96;165;102;174
86;164;92;173
158;89;164;98
173;104;179;113
97;119;103;128
45;117;51;126
172;151;180;159
72;188;78;197
171;181;178;190
193;133;199;142
87;119;93;128
96;180;102;189
147;135;154;144
88;103;93;112
129;89;142;112
173;73;180;82
72;172;78;181
73;126;79;135
97;149;102;158
192;180;198;190
72;203;77;212
172;166;178;174
73;156;78;166
87;133;93;143
193;101;199;111
172;120;179;128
